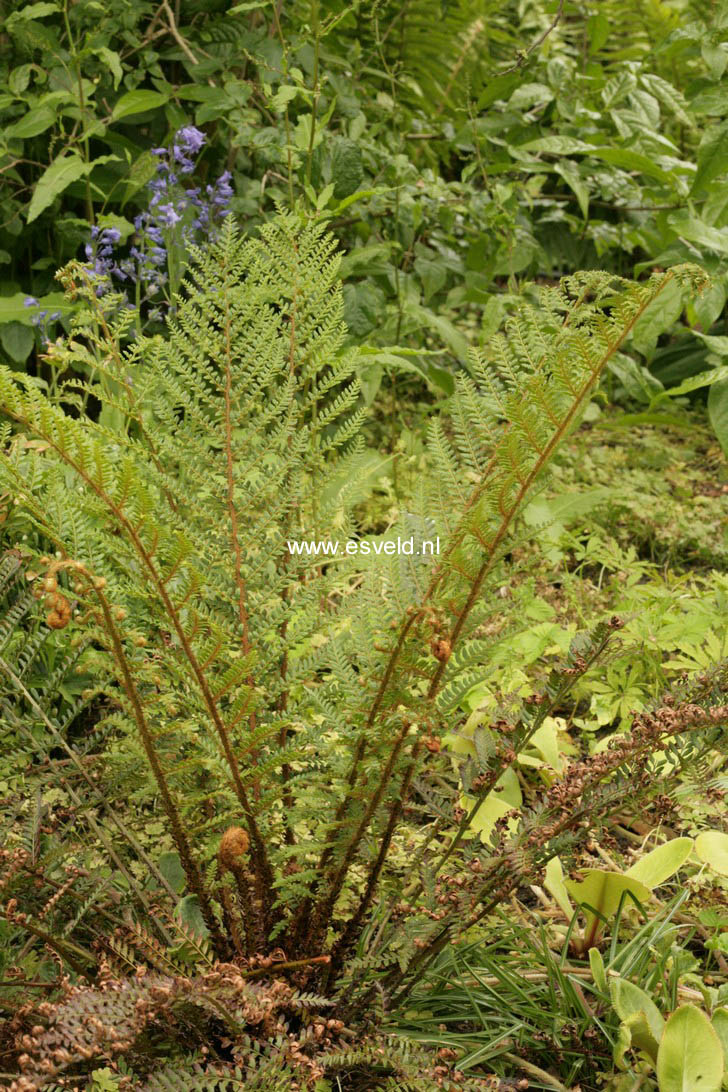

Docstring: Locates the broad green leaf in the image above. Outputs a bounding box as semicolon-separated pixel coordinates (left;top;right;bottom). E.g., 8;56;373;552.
609;353;664;403
27;154;118;223
518;135;591;156
94;46;123;89
6;1;58;25
343;282;385;337
159;851;185;894
656;1005;724;1092
544;856;574;921
695;831;728;877
528;718;565;772
690;282;727;329
229;0;271;10
175;894;209;940
588;11;609;52
626;838;694;889
691;87;728;117
508;82;553;110
358;363;383;405
694;333;728;355
702;42;728;81
331;186;392;215
631;277;684;357
270;83;299;111
465;766;521;843
409;303;470;365
554;160;589;219
0;292;74;324
111;89;169;121
692;121;728;196
477;72;521;109
713;1009;728;1078
332;139;363;199
611;978;665;1066
96;213;135;242
588;146;675;185
611;979;665;1043
6;104;56;139
708;379;728;456
564;869;651;935
0;322;34;363
653;366;728;403
666;215;728;256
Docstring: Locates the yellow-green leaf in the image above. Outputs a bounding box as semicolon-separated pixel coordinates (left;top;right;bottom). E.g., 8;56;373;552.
545;856;574;921
626;838;694;889
611;978;664;1065
656;1005;723;1092
695;832;728;877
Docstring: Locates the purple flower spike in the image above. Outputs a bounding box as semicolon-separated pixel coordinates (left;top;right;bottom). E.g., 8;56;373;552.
176;125;206;154
24;296;39;308
157;203;182;227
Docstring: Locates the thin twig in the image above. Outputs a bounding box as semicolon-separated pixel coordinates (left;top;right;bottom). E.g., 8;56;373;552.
499;0;565;75
162;0;198;65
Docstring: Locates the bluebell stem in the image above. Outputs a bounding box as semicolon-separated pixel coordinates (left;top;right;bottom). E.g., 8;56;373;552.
22;297;62;346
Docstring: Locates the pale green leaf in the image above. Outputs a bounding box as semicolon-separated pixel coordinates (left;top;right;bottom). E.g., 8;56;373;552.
544;856;574;921
695;831;728;877
564;869;651;930
611;978;665;1065
625;838;694;889
589;947;607;993
656;1005;723;1092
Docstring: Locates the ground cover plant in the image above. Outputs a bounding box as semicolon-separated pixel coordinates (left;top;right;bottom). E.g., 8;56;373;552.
0;2;727;1091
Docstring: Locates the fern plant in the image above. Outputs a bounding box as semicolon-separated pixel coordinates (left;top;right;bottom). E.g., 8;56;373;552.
1;211;724;1088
